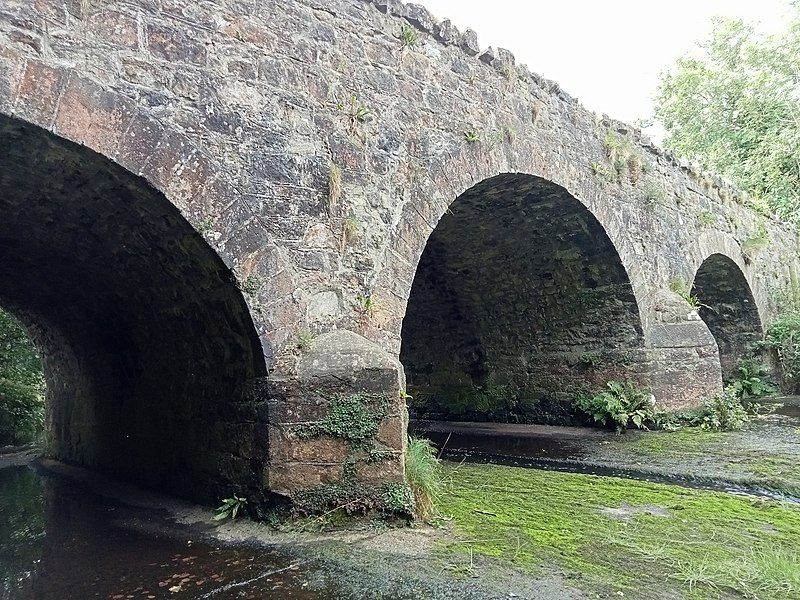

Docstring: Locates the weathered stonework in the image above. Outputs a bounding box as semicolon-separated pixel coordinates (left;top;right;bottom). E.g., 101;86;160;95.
1;0;799;505
265;330;407;505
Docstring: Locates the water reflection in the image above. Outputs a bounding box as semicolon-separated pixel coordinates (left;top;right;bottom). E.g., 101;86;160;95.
0;465;329;599
0;467;44;599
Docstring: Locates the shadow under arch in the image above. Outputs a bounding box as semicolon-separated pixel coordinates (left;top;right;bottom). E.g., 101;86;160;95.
400;173;647;424
691;253;764;382
0;114;267;503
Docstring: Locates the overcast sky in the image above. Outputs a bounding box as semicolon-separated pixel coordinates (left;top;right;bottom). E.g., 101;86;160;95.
420;1;790;126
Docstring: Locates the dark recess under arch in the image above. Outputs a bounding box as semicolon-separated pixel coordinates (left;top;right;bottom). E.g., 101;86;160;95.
0;115;267;502
400;173;646;425
692;253;763;382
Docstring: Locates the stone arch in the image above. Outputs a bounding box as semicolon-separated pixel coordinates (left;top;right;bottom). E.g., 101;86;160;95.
399;173;647;424
691;253;764;381
0;113;268;503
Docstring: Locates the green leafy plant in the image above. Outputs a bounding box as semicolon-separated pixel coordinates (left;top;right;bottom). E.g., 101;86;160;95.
399;24;419;48
762;313;800;391
299;394;382;450
657;385;750;432
341;95;372;134
729;359;777;400
741;223;770;262
358;294;377;315
668;279;704;309
405;436;441;520
0;379;44;445
354;105;371;123
464;130;480;143
697;387;749;432
643;180;667;204
654;12;800;220
213;495;247;521
574;380;655;433
696;210;715;228
197;217;215;235
602;131;643;183
239;274;262;296
0;308;45;445
296;330;315;353
591;161;616;185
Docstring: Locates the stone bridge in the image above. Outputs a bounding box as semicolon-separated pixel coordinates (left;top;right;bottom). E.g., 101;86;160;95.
1;0;798;511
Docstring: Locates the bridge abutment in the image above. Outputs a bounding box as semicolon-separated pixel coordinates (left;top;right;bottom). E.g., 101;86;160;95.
264;331;410;514
645;291;724;410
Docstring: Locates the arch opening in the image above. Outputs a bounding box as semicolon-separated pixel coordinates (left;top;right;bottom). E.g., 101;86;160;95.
691;253;763;382
0;115;267;502
400;174;646;425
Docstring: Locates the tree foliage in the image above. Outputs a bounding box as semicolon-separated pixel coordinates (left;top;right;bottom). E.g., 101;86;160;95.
0;308;45;445
654;6;800;219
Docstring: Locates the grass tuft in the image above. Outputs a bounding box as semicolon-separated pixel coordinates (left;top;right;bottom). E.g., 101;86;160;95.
405;436;441;520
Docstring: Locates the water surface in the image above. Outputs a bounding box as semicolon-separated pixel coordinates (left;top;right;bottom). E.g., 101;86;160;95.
0;464;329;599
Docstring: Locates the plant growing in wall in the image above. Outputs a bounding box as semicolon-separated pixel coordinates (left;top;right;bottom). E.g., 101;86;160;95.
197;216;215;235
602;131;644;184
668;279;704;310
696;210;715;229
327;163;343;215
340;217;360;252
338;95;372;138
295;329;315;354
399;24;419;48
741;223;769;263
642;180;668;204
298;394;383;450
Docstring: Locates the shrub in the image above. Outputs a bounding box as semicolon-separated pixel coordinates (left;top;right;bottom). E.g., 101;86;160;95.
729;359;777;399
574;380;655;433
762;313;800;391
655;386;750;432
696;387;749;431
405;436;441;520
0;308;45;446
0;379;44;445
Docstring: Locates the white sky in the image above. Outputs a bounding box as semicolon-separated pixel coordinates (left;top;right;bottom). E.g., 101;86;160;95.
420;1;791;126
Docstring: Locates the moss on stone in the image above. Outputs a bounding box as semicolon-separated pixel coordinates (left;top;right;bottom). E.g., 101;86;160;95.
292;480;414;517
438;462;800;599
297;394;386;450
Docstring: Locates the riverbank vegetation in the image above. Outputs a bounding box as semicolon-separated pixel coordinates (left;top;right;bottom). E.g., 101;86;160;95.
438;462;800;599
573;361;772;435
0;308;44;446
654;5;800;220
405;436;441;520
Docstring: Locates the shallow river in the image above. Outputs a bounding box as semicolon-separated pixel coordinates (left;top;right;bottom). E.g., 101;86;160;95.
0;464;334;599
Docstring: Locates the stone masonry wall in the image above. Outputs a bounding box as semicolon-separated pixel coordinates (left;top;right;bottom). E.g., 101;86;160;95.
401;174;648;424
1;0;799;504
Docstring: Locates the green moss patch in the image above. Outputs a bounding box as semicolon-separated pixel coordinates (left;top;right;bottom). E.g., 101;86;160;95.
601;426;800;497
298;394;386;450
438;462;800;599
